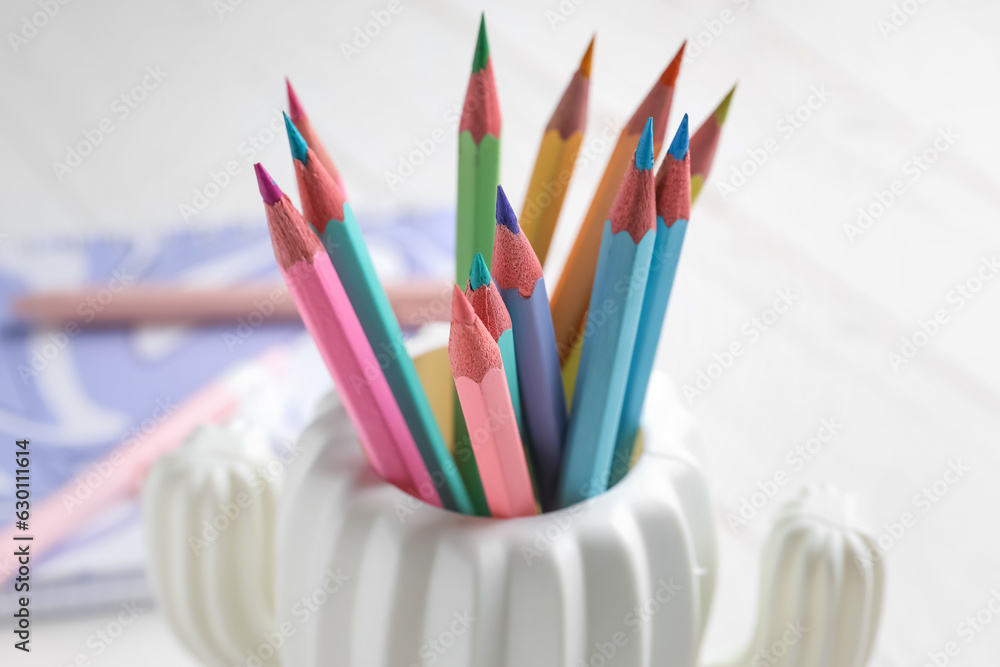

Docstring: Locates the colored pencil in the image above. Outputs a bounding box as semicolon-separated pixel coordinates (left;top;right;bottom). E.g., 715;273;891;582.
286;77;346;195
493;185;567;510
519;36;593;266
456;14;501;282
449;286;537;518
284;121;472;514
561;318;585;407
690;84;736;202
549;43;684;363
451;14;503;516
0;347;287;585
466;252;523;432
562;83;723;407
11;281;454;328
557;119;657;508
255;163;441;506
610;116;691;488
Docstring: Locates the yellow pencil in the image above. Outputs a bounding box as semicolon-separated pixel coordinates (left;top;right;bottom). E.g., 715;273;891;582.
520;36;594;266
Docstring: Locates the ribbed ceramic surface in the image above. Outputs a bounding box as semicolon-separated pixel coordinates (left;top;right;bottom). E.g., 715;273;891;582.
275;378;715;667
714;487;885;667
143;423;282;667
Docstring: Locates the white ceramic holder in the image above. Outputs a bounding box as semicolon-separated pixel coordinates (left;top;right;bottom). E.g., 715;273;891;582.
143;325;884;667
273;323;715;667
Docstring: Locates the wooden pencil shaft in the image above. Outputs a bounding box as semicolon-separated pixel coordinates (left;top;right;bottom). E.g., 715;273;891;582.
610;217;688;488
454;368;536;518
549;139;634;359
456;132;501;282
12;281;452;327
314;203;473;514
498;279;566;510
558;225;655;508
283;252;440;506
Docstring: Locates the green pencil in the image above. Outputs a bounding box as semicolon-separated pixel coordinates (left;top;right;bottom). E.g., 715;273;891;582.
452;14;502;515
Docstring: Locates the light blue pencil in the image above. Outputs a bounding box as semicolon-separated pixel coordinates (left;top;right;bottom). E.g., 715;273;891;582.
557;118;657;508
610;116;691;488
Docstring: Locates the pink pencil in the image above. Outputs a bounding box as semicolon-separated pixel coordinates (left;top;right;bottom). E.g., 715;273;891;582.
448;286;536;518
0;346;288;584
255;163;440;506
286;78;346;195
11;281;452;328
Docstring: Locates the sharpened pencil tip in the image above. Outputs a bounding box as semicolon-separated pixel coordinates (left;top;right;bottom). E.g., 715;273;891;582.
659;41;685;87
284;112;309;165
286;78;305;124
469;252;492;291
635;118;655;170
668;114;689;160
579;35;595;78
715;84;737;125
452;284;477;325
495;185;520;234
254;163;282;205
472;14;490;73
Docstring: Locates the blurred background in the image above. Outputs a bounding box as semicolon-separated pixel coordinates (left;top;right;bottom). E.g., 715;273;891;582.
2;0;999;664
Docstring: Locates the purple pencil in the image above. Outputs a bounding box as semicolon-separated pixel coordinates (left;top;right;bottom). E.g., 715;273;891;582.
492;185;567;510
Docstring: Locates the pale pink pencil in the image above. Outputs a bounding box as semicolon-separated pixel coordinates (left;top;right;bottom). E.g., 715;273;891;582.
256;163;440;506
0;346;288;584
12;281;451;328
449;286;536;518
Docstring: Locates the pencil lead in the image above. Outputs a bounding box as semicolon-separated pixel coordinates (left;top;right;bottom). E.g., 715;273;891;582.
469;252;492;291
495;185;520;234
635;118;655;170
472;13;490;73
668;114;690;160
254;163;283;205
659;41;686;87
715;84;737;125
452;284;477;325
579;35;595;78
284;112;309;165
285;78;305;124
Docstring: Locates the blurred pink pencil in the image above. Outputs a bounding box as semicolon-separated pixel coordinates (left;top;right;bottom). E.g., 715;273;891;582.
12;281;452;328
0;347;289;584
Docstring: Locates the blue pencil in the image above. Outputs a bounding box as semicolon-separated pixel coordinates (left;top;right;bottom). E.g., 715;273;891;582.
610;116;691;487
492;185;567;510
557;118;657;508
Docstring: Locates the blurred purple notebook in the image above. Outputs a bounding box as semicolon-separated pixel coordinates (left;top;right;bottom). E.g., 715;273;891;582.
0;211;452;614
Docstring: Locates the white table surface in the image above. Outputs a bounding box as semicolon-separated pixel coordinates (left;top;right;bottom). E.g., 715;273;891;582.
3;0;999;664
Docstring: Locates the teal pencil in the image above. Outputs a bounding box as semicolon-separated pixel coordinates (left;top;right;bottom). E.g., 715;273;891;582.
285;115;474;514
610;116;691;488
557;118;657;508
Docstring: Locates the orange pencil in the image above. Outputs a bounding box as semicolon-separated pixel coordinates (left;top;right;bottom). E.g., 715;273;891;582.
549;43;685;362
448;286;536;518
